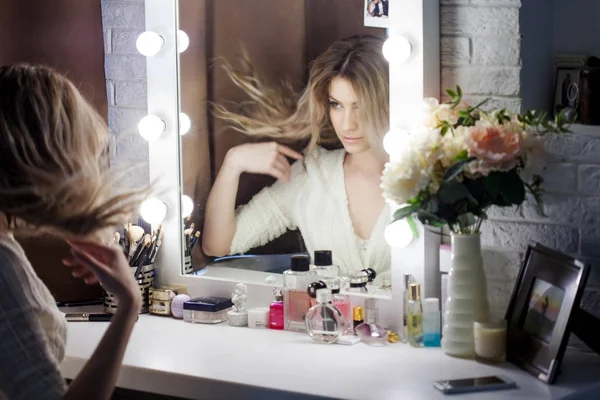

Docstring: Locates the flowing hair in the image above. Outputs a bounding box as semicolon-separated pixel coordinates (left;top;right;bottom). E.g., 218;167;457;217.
0;64;148;237
214;34;389;159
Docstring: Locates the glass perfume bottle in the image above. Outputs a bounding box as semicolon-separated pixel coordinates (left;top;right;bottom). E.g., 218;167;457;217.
355;298;388;346
284;255;317;332
269;288;284;330
423;297;441;347
346;268;377;294
307;279;351;334
400;274;411;343
311;250;340;280
407;283;424;347
305;288;344;344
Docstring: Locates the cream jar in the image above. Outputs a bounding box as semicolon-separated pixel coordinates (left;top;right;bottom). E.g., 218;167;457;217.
183;297;233;324
149;287;176;316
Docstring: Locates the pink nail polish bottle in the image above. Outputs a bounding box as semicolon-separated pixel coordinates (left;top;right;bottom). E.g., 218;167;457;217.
269;288;284;330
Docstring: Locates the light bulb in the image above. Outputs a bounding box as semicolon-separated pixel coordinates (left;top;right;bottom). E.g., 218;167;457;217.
382;36;412;64
140;198;168;225
383;129;409;158
384;219;414;248
177;30;190;53
136;31;164;57
181;195;193;218
179;113;191;135
138;115;166;141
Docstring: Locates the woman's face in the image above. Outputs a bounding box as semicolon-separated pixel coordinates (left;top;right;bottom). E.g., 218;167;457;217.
328;76;370;154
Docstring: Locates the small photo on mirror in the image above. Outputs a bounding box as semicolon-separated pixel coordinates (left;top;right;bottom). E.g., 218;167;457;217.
364;0;389;28
521;278;565;343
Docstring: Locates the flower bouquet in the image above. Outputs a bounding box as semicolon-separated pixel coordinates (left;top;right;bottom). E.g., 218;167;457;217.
381;86;570;357
381;86;570;234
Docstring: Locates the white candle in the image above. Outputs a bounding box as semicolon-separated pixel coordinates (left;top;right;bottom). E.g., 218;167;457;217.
474;320;507;363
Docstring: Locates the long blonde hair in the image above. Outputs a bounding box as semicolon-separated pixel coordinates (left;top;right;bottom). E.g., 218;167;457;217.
0;64;147;236
215;35;389;159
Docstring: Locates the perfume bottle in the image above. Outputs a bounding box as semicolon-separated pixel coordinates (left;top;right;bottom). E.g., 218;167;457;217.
423;297;441;347
311;250;340;280
307;279;351;333
305;288;344;344
353;306;364;334
407;283;424;347
346;268;377;294
355;298;388;346
284;255;317;332
269;288;284;330
400;274;411;342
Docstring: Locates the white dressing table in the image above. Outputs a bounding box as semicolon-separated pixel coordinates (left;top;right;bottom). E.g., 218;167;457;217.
60;314;600;400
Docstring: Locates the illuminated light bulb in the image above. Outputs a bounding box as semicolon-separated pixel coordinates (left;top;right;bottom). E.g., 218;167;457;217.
140;198;168;225
383;129;409;158
179;113;191;135
138;115;166;141
177;30;190;53
384;219;414;248
382;36;412;64
181;195;193;218
136;31;164;57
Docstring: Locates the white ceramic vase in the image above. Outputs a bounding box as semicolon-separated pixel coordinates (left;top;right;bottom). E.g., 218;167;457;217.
441;233;490;358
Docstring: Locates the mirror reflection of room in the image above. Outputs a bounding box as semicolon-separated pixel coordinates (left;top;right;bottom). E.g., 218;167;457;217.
179;0;391;284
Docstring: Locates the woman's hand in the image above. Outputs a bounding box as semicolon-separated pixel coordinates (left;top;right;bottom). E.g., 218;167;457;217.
62;239;141;307
224;142;303;182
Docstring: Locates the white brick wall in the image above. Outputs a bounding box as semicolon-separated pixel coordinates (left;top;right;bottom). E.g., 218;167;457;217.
101;0;149;188
441;0;600;328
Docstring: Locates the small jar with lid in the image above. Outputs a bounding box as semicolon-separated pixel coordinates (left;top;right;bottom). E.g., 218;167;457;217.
183;297;233;324
149;287;176;316
346;268;377;293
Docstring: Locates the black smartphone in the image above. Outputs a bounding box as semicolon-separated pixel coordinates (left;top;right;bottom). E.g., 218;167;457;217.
433;375;517;395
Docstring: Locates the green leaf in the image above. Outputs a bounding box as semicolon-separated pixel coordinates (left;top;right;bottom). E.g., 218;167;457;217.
416;211;445;227
446;88;457;98
444;157;476;182
439;181;471;203
452;149;469;162
392;204;418;222
457;85;463;97
406;214;420;239
441;125;449;136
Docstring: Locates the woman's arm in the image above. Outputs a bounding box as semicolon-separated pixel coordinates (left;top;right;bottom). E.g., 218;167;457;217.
202;142;303;257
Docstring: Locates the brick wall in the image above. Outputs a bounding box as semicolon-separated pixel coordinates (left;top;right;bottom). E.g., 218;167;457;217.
441;0;600;331
101;0;149;188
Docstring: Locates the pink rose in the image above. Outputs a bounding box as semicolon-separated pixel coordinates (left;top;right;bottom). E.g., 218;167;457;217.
466;121;523;176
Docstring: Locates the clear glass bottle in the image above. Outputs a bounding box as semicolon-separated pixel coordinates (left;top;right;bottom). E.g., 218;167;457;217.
308;279;351;334
400;274;411;343
311;250;340;281
346;268;377;294
269;288;284;330
355;298;388;346
284;255;317;332
305;289;344;344
423;297;441;347
407;283;423;347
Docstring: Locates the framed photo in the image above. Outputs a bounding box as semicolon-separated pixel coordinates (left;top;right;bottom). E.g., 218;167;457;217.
505;242;589;384
364;0;389;28
553;67;581;118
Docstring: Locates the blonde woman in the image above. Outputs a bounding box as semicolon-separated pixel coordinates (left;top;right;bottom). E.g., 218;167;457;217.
202;35;391;281
0;64;146;399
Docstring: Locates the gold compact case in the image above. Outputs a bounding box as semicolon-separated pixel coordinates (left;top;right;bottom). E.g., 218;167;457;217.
149;287;175;316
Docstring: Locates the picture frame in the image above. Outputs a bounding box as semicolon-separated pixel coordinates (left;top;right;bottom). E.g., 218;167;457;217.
553;67;581;119
505;242;589;384
364;0;389;28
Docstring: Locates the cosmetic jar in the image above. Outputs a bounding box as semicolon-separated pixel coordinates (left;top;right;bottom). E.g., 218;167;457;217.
171;294;191;319
149;287;176;316
247;307;270;329
183;297;233;324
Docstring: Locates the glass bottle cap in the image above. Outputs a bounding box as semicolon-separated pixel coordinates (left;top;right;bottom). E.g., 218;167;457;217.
353;306;364;321
316;288;332;304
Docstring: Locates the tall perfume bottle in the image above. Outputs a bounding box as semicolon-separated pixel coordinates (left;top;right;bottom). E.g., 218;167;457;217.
423;297;441;347
269;288;284;330
307;279;351;333
407;283;424;347
305;288;344;344
400;274;411;342
311;250;340;280
284;255;317;332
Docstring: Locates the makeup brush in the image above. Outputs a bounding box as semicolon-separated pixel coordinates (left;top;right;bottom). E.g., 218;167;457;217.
127;225;145;260
124;222;131;253
131;234;151;266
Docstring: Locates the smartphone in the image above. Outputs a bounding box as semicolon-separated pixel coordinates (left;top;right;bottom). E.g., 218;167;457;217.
433;375;517;395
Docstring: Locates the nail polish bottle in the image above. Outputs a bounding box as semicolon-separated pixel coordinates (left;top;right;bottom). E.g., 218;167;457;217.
284;255;317;332
269;288;284;330
305;288;344;344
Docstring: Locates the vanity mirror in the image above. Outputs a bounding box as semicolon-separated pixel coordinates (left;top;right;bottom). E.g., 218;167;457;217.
177;0;397;289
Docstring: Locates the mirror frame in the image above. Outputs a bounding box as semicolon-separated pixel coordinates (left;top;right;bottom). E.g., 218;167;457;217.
147;0;440;330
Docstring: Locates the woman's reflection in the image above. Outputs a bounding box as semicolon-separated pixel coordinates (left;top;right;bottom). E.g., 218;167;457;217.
202;35;390;282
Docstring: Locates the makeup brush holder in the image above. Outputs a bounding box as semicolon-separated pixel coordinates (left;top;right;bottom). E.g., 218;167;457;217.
103;263;155;314
183;255;193;274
